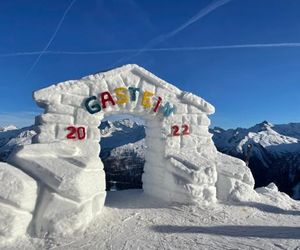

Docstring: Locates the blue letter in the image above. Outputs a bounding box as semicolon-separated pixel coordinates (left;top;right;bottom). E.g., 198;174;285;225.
128;87;140;101
160;102;176;117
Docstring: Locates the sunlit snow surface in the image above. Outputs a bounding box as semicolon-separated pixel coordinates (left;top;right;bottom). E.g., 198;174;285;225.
4;185;300;250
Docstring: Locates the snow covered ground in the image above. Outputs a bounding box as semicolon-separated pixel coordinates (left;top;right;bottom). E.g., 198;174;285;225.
3;184;299;250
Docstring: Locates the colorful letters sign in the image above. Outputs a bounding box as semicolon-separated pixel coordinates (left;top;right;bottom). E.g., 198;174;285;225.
66;85;190;140
84;86;176;117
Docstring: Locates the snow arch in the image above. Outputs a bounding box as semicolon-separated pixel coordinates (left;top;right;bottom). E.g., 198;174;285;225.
3;64;255;241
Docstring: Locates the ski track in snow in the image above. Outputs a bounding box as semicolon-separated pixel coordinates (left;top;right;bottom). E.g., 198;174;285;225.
2;190;299;250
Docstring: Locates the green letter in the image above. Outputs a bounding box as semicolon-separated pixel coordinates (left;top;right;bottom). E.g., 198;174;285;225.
85;96;101;114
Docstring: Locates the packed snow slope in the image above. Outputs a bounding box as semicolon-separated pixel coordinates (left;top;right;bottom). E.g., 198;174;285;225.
2;184;300;250
210;121;300;199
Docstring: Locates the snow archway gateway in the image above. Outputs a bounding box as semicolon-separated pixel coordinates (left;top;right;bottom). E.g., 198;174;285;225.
2;64;255;242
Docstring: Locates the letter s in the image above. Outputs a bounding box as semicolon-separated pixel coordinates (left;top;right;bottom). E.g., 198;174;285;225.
114;87;129;105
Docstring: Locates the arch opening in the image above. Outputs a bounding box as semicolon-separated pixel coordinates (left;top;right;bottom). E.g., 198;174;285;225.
99;114;146;191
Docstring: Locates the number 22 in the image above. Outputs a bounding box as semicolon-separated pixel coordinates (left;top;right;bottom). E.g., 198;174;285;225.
171;124;190;136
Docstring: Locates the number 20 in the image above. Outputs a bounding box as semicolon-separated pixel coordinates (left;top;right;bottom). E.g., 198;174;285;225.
66;126;86;140
171;124;190;136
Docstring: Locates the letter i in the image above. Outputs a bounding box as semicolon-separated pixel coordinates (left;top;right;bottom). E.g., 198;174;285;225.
153;97;162;112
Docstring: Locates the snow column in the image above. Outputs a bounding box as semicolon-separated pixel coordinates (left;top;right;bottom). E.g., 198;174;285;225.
8;79;106;236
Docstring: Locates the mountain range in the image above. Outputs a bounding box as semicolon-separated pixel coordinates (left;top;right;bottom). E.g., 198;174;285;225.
1;120;299;199
0;125;36;162
210;121;300;199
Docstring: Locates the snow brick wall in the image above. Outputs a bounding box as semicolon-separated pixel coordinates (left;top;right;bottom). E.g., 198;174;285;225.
2;64;254;242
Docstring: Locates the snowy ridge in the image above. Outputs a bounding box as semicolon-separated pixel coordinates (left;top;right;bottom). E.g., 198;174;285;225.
0;126;36;161
211;121;300;155
210;121;300;199
100;118;145;149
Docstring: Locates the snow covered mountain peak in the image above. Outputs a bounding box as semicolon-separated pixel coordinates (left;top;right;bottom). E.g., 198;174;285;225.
0;125;36;161
211;121;300;153
115;118;139;128
210;121;300;199
100;119;141;137
0;125;18;132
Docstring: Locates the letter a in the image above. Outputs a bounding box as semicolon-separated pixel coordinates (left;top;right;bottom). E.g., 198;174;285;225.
100;91;116;109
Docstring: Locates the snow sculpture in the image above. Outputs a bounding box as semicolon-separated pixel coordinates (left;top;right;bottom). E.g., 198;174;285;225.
3;64;255;241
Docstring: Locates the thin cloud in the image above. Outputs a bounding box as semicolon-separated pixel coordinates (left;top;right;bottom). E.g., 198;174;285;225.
23;0;77;79
114;0;233;65
2;43;300;58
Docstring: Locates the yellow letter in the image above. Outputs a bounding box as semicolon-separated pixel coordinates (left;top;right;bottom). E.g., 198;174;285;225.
142;91;154;108
114;87;129;104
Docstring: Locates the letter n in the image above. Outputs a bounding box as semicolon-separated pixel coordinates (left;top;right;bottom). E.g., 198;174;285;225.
161;102;177;117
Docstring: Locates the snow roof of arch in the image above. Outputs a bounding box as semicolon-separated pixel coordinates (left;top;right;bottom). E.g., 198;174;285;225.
33;64;215;114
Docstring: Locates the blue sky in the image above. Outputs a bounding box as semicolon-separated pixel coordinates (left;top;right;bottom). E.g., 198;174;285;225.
0;0;300;128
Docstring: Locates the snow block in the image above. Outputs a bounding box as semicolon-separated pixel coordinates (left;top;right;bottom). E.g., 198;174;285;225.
181;91;215;114
76;108;102;126
33;90;61;109
46;103;75;115
32;124;56;143
215;153;255;201
8;142;105;201
35;188;105;236
9;155;105;201
36;113;74;125
0;162;37;212
0;204;33;245
61;94;86;107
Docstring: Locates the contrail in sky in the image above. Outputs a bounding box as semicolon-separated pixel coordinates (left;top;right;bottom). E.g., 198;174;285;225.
23;0;77;79
113;0;233;65
2;43;300;57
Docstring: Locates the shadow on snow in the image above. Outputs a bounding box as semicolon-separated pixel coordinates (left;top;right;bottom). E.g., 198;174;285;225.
151;225;300;239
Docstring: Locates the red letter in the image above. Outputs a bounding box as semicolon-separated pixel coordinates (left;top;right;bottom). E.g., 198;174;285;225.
171;125;180;136
100;91;116;109
153;96;162;112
